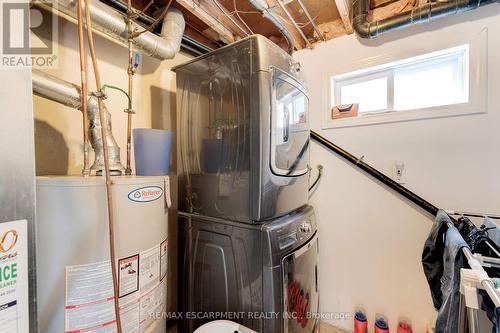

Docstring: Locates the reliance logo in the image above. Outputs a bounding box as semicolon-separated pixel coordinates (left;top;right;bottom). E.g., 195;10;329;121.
128;186;163;203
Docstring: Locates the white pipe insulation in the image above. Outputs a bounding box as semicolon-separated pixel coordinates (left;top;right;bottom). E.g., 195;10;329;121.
39;0;185;60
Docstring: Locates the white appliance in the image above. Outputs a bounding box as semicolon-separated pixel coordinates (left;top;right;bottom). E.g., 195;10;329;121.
194;320;258;333
36;176;170;333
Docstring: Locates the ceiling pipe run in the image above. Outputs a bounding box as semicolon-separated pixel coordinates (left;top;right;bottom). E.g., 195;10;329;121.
102;0;213;55
32;69;124;174
276;0;311;48
352;0;499;38
38;0;185;60
247;0;295;53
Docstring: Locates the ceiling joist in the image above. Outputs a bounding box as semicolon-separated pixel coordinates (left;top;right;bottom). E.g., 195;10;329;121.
175;0;237;43
134;0;425;52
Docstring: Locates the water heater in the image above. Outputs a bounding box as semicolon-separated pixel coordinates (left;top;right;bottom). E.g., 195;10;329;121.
36;176;169;333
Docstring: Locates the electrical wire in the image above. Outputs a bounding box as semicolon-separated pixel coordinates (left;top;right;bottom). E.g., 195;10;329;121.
226;8;318;28
233;0;253;35
83;0;123;331
102;84;132;109
206;0;251;36
137;0;155;16
131;0;173;38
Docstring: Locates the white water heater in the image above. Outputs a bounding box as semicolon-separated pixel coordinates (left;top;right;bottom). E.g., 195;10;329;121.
36;176;170;333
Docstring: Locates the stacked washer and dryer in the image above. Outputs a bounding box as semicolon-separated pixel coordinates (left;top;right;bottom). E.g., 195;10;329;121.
174;35;319;333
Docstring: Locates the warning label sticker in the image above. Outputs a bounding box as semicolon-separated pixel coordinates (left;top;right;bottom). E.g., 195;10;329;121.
119;255;139;298
65;241;167;333
139;245;160;294
65;261;117;333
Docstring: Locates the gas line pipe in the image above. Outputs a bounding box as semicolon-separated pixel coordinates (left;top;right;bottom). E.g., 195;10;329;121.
83;0;123;331
125;0;135;176
76;0;90;176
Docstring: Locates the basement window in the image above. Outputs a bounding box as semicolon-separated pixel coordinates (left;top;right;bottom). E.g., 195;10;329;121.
331;44;470;116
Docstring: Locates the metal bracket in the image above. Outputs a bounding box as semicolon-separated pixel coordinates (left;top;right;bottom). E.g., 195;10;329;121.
124;108;135;114
90;90;107;99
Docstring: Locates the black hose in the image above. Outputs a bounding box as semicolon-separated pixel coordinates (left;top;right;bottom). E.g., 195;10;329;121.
309;164;323;191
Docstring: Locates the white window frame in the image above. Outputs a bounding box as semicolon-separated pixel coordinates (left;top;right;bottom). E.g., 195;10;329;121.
322;29;487;129
335;71;392;113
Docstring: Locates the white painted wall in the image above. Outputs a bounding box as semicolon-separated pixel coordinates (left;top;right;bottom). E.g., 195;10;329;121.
295;6;500;333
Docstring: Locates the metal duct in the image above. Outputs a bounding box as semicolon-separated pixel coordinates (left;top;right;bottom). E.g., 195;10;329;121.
247;0;295;53
100;0;213;56
40;0;185;60
32;69;123;174
353;0;499;39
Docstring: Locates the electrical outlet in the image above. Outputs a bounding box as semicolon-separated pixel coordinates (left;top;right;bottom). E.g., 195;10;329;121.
393;161;406;184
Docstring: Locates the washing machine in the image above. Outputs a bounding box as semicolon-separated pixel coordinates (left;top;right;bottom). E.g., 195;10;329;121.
173;35;310;223
179;205;319;333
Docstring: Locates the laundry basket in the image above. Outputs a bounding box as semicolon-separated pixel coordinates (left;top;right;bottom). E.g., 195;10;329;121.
193;320;257;333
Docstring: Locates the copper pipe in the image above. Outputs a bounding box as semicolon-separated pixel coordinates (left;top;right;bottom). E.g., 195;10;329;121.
83;0;123;331
77;0;90;175
125;0;134;176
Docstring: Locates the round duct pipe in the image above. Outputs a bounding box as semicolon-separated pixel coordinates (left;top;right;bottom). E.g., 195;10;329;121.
32;69;124;174
38;0;185;60
352;0;499;39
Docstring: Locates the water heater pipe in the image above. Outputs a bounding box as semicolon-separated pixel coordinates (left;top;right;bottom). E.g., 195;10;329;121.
83;0;122;330
352;0;499;39
39;0;185;60
76;0;90;176
125;0;135;176
32;69;124;174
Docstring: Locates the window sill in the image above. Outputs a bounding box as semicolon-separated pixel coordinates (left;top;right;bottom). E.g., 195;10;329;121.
322;102;486;129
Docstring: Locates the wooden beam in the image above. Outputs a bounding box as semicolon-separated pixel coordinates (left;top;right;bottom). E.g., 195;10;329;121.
370;0;398;9
266;1;307;49
332;0;353;33
200;0;256;38
369;0;416;21
313;18;347;42
174;0;236;43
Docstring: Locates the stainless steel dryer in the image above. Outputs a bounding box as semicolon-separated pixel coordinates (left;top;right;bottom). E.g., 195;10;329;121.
178;205;319;333
173;35;310;223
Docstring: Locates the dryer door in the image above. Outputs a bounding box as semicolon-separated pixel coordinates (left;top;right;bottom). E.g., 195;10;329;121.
271;68;310;177
282;234;319;333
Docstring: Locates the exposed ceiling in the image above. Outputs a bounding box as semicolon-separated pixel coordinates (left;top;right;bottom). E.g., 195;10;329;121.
125;0;423;52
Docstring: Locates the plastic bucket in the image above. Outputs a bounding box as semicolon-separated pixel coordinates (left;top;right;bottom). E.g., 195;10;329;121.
133;128;173;176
